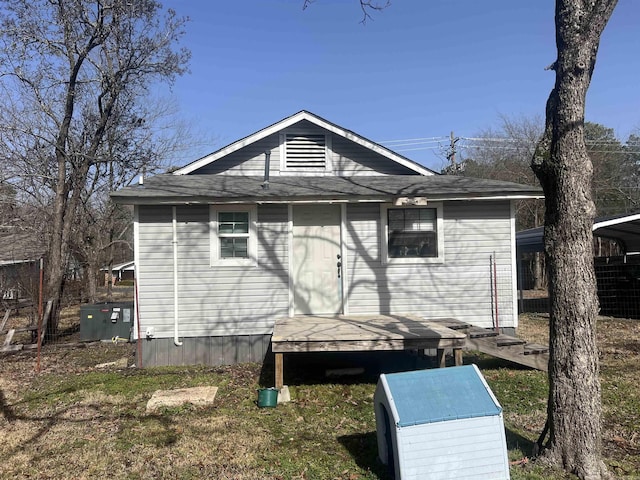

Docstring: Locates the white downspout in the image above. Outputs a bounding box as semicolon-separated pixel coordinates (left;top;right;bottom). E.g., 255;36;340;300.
172;206;183;346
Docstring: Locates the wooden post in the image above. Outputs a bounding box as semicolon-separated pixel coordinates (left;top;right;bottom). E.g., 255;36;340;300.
454;348;463;366
275;353;284;389
436;348;446;368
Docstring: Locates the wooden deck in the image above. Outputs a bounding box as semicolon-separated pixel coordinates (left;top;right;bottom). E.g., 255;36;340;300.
271;314;467;388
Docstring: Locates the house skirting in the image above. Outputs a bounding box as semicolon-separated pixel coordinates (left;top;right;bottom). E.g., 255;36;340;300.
140;334;272;368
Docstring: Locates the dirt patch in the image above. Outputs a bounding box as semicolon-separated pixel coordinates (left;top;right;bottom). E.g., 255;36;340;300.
146;386;219;412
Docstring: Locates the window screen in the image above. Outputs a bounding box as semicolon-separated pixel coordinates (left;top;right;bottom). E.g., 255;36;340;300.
387;208;437;258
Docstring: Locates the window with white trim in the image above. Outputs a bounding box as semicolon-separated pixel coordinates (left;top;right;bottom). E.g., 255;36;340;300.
210;205;257;266
381;203;444;264
280;132;332;172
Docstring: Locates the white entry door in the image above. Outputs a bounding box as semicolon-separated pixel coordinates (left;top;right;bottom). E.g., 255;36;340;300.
292;204;342;315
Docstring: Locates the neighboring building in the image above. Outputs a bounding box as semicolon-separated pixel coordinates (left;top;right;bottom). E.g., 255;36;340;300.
112;111;541;367
0;230;44;301
101;261;135;286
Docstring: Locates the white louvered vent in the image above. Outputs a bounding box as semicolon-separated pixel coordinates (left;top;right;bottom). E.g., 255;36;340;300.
285;134;327;169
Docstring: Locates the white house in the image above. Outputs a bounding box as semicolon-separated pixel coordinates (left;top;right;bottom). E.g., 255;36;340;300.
111;111;541;367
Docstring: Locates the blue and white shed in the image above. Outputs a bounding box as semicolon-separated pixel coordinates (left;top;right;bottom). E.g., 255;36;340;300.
374;364;510;480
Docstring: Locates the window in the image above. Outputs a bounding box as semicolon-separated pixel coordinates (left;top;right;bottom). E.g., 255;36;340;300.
210;205;257;266
280;131;332;172
381;203;444;264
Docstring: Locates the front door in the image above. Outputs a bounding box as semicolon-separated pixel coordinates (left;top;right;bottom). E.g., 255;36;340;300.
292;204;342;315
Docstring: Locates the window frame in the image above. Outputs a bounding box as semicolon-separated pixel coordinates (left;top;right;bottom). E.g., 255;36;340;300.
210;204;258;267
380;202;445;265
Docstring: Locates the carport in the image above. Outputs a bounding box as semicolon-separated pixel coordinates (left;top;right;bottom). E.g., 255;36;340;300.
516;212;640;318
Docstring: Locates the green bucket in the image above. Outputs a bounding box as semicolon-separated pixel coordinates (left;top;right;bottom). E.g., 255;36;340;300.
257;388;279;408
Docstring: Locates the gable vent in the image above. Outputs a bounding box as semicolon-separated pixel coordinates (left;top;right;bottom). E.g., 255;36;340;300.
285;134;327;169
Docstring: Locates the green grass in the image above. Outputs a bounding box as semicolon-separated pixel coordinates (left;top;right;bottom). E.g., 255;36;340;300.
1;316;639;479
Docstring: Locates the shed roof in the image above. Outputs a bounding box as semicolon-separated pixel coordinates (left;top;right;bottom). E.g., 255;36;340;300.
517;211;640;254
0;230;46;265
382;365;502;427
112;174;542;205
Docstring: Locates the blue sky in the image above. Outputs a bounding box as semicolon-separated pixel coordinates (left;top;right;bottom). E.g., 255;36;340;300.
160;1;640;171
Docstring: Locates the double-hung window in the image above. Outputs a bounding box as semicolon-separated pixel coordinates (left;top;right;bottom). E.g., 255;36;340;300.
381;203;444;264
210;205;257;266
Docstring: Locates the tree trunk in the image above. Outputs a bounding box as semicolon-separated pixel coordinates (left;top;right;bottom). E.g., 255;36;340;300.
86;263;99;304
533;252;545;290
45;158;70;337
532;1;617;478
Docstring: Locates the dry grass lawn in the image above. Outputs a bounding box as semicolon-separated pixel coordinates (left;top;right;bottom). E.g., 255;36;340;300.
0;309;638;479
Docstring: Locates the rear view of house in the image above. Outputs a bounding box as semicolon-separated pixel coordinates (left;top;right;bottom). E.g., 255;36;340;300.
112;111;541;367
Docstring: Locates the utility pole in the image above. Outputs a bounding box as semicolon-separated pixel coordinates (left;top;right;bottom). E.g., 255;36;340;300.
446;131;460;170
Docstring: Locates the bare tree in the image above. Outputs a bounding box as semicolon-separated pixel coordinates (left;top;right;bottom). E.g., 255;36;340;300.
0;0;190;333
531;1;618;478
462;114;545;231
305;1;620;477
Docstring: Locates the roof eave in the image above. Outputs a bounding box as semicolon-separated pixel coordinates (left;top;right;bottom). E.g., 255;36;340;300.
111;192;543;206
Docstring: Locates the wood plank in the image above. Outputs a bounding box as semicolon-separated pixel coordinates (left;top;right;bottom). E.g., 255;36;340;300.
524;343;549;355
275;353;283;389
436;349;446;368
467;327;499;339
273;337;467;353
272;315;466;342
495;334;527;347
454;348;463;366
1;326;37;335
427;318;472;330
464;336;548;371
39;300;53;344
0;308;11;332
3;329;15;347
0;344;23;353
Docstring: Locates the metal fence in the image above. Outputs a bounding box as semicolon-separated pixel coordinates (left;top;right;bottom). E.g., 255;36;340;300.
1;282;135;368
518;254;640;319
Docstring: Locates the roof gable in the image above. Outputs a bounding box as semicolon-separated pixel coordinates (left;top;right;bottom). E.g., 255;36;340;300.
174;110;436;176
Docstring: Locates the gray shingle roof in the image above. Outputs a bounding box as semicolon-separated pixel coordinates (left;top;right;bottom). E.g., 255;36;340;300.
0;230;46;264
112;174;542;204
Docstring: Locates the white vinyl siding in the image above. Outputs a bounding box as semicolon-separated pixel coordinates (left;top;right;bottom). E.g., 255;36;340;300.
136;204;289;338
331;135;421;176
189;126;422;176
344;201;515;328
135;199;517;341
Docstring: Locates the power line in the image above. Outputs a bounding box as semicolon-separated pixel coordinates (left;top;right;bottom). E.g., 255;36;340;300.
380;136;448;144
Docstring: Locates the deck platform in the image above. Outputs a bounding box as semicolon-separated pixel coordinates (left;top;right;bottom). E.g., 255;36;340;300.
271;314;467;388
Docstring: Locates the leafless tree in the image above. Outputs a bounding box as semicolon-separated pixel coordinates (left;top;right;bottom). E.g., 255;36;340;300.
0;0;190;333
